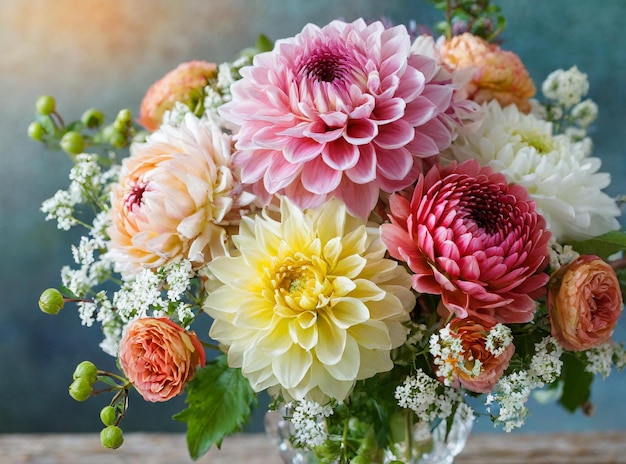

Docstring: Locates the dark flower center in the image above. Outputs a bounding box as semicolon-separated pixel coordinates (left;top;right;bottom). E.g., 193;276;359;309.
461;186;512;236
125;182;147;211
298;41;356;84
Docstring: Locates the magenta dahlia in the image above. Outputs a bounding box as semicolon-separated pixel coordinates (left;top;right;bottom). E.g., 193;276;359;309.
381;159;551;323
219;19;470;219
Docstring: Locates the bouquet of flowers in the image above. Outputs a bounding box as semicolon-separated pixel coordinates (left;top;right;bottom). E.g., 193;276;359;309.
31;1;626;462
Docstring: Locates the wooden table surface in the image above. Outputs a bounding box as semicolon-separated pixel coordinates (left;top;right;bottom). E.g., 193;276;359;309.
1;431;625;463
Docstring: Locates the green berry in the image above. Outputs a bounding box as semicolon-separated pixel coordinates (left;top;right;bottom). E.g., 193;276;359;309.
81;108;105;129
36;95;56;116
100;406;117;426
100;425;124;449
73;360;98;384
60;131;85;155
116;109;132;123
68;378;92;402
108;130;127;148
28;121;45;141
38;288;64;315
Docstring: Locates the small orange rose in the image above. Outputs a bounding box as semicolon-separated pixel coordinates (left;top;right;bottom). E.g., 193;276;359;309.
137;60;217;131
548;255;623;351
436;315;514;394
439;33;535;113
119;317;206;402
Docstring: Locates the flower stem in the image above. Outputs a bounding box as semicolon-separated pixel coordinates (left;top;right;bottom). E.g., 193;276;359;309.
404;410;414;462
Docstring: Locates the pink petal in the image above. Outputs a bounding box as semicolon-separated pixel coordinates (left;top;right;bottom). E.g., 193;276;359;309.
344;118;378;145
264;156;302;193
345;144;376;184
375;119;415;149
283;137;324;163
301;157;343;194
375;146;413;180
322;138;360;170
333;180;379;220
372;97;405;124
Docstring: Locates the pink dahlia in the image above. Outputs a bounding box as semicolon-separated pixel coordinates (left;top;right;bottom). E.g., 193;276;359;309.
219;19;472;219
381;159;551;323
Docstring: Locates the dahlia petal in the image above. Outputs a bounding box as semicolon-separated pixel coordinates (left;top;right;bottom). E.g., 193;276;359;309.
348;320;392;350
405;132;439;157
316;313;347;365
234;149;275;184
272;346;312;388
329;298;370;329
319;111;348;128
322;336;360;381
283;137;324;163
322;138;360;170
344;118;378;145
403;96;438;126
375;147;413;181
345;144;377;184
375;120;415;149
394;66;425;101
264;156;302;193
301;157;343;194
333;180;379;220
372;97;406;124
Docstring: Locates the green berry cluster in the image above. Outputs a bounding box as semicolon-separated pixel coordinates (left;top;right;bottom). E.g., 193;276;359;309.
28;95;141;158
68;360;131;450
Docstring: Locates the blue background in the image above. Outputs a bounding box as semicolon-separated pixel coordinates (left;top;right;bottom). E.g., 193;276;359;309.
0;0;624;434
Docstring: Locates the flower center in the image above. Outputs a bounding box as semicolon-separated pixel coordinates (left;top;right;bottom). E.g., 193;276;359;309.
297;40;358;84
510;128;553;154
272;255;331;312
459;184;514;237
125;181;148;212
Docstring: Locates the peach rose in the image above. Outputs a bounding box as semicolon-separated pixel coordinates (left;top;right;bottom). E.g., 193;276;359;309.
438;33;535;112
119;317;206;402
137;60;217;131
548;255;623;351
436;315;515;393
107;113;255;277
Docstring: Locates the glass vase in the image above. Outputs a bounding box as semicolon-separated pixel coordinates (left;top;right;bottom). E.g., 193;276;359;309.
265;403;474;464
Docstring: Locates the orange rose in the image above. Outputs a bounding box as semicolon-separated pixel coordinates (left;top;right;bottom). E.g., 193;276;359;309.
137;60;217;131
119;317;206;402
439;33;535;112
548;255;623;351
435;315;515;393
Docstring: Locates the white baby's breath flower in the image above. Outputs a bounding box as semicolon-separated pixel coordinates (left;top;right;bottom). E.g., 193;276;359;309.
430;325;465;386
529;337;563;385
485;324;513;356
395;369;461;423
113;269;165;322
486;371;533;432
77;301;96;327
40;189;81;230
548;237;580;271
571;99;598;128
164;260;194;301
289;400;333;449
541;66;589;108
585;342;615;379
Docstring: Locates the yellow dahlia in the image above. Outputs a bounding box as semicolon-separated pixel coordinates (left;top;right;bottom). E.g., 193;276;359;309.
203;197;415;402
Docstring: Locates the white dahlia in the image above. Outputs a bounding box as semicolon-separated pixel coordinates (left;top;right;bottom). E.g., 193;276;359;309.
445;101;620;242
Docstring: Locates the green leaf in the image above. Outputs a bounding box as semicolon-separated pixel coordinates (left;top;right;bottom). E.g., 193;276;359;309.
558;353;593;413
571;229;626;260
173;355;257;460
255;34;274;53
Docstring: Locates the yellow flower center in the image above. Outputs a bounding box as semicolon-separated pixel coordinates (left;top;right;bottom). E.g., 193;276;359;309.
510;128;553;154
271;254;332;314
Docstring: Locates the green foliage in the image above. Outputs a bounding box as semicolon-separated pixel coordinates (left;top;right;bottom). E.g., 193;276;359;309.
571;229;626;260
173;355;258;460
429;0;506;41
558;353;594;413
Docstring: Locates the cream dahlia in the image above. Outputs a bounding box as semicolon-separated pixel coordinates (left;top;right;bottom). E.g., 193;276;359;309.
219;19;473;220
203;197;415;402
381;159;551;324
107;113;255;277
445;101;621;242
